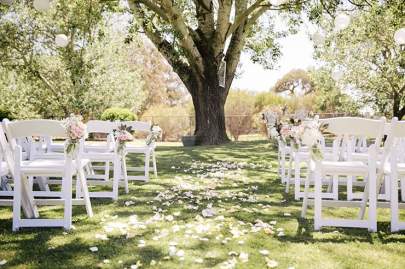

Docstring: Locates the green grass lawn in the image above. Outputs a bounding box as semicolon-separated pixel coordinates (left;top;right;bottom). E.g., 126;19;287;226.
1;140;405;269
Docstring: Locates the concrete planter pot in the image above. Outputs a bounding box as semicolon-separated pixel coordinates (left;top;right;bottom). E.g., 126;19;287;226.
181;135;197;147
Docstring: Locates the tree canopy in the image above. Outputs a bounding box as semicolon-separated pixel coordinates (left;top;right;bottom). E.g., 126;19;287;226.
315;0;405;118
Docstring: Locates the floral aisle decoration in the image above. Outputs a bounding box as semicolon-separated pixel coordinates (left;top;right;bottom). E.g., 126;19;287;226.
114;124;134;155
262;107;285;142
279;117;328;160
146;124;162;146
63;114;87;157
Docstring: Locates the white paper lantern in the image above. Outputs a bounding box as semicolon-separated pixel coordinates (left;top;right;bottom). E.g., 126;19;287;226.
33;0;50;12
270;0;289;6
394;28;405;46
55;34;69;48
334;13;351;31
312;31;325;46
331;69;344;81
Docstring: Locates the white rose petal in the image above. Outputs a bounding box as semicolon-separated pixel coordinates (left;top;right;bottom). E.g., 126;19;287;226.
89;246;98;252
239;252;249;263
266;258;279;268
176;249;185;257
0;260;7;266
259;249;270;256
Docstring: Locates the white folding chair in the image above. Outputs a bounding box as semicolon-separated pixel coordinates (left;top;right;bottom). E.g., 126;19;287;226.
83;120;127;200
3;119;93;231
0;123;38;218
302;117;386;232
121;121;157;182
379;118;405;232
288;118;336;200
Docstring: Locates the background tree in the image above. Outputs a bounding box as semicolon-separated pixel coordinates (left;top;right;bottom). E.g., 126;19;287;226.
271;69;313;96
309;68;359;115
128;38;188;111
315;0;405;119
128;0;305;144
0;1;145;119
225;90;255;141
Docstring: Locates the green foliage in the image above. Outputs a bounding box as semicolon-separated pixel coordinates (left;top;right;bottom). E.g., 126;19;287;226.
254;92;286;113
225;90;256;141
100;108;137;121
142;104;191;141
309;68;360;115
254;68;359;116
0;1;144;119
0;107;13;121
315;1;405;118
271;69;313;95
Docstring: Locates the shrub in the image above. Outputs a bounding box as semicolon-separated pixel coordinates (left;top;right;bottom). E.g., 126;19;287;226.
100;107;137;121
142;104;190;141
225;90;256;141
0;108;14;121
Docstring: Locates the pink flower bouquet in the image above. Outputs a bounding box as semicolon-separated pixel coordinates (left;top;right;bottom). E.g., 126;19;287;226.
63;114;87;156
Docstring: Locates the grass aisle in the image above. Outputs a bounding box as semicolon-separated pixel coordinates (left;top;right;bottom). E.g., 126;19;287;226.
1;140;405;269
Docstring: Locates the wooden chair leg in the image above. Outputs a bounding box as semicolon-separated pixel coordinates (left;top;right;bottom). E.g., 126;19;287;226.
121;157;129;194
144;152;150;182
314;166;322;231
294;156;301;200
12;172;22;232
63;167;73;230
390;175;399;232
152;152;157;177
78;168;93;217
301;173;311;218
112;157;120;201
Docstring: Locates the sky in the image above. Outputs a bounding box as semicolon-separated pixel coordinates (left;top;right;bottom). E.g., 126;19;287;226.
232;27;316;92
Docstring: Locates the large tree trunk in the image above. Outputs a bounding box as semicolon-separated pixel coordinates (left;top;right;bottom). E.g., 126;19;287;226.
190;76;230;145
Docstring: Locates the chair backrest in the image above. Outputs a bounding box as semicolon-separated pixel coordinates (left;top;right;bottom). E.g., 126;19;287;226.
4;119;66;139
3;119;68;161
121;121;151;132
322;117;386;139
320;117;386;161
383;118;405;156
86;120;117;134
0;123;15;175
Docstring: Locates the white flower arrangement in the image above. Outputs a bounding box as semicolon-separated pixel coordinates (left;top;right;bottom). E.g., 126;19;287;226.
63;114;87;156
279;118;327;160
114;124;134;155
146;124;162;146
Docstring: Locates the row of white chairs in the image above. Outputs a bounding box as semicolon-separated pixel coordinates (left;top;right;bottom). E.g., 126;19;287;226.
273;116;405;232
0;119;158;231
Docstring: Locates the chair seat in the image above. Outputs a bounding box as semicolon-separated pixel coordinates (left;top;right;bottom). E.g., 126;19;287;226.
383;162;405;175
21;158;90;175
126;145;154;154
82;152;116;161
294;151;335;161
313;160;369;175
0;161;9;177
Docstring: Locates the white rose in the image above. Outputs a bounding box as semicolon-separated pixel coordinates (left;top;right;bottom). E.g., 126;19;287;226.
301;128;320;146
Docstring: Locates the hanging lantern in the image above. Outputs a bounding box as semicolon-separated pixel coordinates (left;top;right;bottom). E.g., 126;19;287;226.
394;28;405;46
334;13;351;31
331;69;344;81
270;0;289;6
218;59;226;88
55;34;69;48
0;0;14;5
33;0;51;11
312;31;325;46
